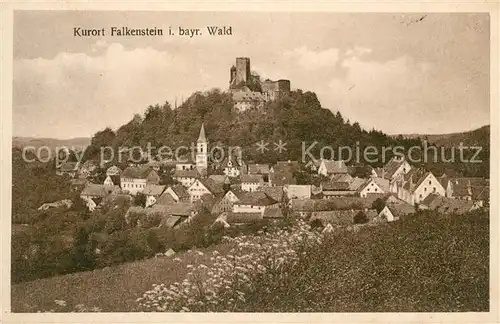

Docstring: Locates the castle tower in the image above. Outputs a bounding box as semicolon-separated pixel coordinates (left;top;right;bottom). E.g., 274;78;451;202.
235;57;250;86
196;123;208;174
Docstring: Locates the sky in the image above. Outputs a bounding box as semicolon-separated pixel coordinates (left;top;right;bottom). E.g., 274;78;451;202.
13;11;490;139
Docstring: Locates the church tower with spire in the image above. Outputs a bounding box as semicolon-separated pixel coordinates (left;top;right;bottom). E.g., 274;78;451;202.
196;123;208;174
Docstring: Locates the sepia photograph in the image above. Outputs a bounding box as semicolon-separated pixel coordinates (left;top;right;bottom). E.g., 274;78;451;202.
4;8;496;317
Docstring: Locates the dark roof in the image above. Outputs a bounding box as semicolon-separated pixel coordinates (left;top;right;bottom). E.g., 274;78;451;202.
449;177;488;198
420;195;474;215
59;162;79;172
263;207;284;219
322;181;351;191
386;203;416;217
472;185;489;201
161;215;183;229
241;174;264;183
262;186;284;202
321;160;348;174
170;184;190;199
199;178;224;195
156;202;196;217
357;178;390;193
142;184;166;196
156;191;177;205
121;166;155;179
173;169;200;178
81;184;119;197
420;193;441;207
236;191;277;206
348;177;366;191
106;175;121;186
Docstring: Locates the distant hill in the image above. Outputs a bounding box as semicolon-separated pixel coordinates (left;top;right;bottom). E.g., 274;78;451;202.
12;137;91;151
396;125;490;147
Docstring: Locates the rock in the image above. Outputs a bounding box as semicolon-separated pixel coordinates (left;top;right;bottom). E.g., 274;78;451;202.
165;248;176;257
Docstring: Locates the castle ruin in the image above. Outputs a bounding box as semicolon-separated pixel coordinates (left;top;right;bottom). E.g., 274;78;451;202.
229;57;291;111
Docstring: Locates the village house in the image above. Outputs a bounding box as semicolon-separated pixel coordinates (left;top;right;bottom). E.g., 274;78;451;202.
372;156;412;181
357;177;390;198
120;165;160;195
394;169;446;205
161;184;190;203
80;183;120;200
285;184;311;200
172;169;200;188
317;159;348;177
439;177;489;206
320;180;356;198
103;174;120;187
262;186;285;203
56;162;80;177
376;202;416;222
221;155;246;178
241;174;264;192
142;184;167;207
217;189;245;213
157;202;198;228
232;191;277;215
187;178;224;202
419;193;479;215
174;154;196;171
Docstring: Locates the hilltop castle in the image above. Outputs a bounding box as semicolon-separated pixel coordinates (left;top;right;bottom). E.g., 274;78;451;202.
229;57;291;111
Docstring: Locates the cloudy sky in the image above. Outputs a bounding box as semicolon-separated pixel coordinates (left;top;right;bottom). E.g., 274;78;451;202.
13;11;490;139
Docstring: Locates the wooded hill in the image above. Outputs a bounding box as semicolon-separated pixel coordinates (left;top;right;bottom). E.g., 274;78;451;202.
83;89;422;166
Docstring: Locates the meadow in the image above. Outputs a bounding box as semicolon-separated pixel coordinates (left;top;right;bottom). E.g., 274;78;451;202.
11;209;489;312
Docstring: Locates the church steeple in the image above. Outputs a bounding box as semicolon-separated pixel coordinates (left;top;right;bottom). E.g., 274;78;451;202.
198;123;207;143
196;123;208;175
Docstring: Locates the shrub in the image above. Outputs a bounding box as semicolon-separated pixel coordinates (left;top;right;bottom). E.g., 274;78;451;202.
353;211;369;224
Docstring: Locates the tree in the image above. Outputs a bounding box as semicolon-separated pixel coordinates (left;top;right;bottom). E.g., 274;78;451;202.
372;198;386;213
354;211;369;224
70;227;96;271
134;192;147;207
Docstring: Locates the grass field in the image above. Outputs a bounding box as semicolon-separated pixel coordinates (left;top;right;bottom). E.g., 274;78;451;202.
11;242;236;312
12;210;489;312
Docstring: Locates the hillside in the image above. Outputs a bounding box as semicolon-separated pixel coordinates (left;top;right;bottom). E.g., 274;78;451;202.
11;210;489;312
396;125;490;147
82;89;421;165
12;136;91;150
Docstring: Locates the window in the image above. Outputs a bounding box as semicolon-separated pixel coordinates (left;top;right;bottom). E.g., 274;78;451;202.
374;188;378;192
429;180;432;185
424;187;427;192
433;187;436;192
